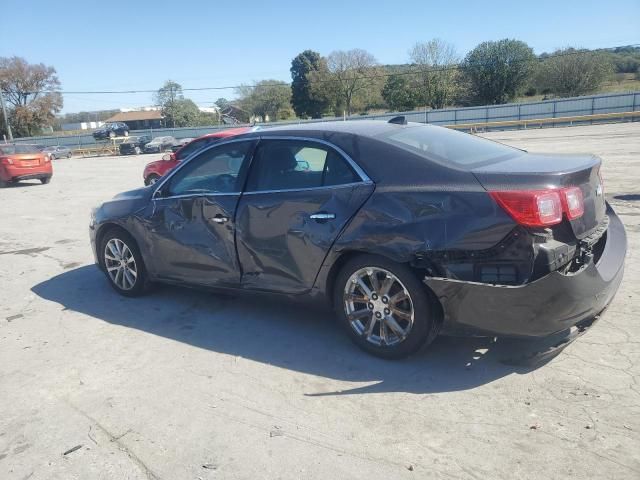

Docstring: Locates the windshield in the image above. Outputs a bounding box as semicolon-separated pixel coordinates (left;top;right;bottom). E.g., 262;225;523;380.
0;144;41;154
381;124;522;168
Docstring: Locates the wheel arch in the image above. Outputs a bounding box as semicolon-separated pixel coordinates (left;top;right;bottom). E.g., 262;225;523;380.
323;249;444;331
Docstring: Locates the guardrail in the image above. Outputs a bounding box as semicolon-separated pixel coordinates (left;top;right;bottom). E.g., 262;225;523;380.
446;110;640;132
7;91;640;148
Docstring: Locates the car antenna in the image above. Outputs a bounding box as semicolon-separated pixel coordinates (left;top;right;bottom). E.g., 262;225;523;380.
388;116;407;125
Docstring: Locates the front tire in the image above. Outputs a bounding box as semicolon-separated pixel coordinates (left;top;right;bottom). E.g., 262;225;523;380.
40;177;51;184
334;254;435;359
100;229;148;297
145;173;160;186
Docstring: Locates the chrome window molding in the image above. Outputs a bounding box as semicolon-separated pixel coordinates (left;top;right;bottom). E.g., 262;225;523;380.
154;192;242;201
241;181;372;196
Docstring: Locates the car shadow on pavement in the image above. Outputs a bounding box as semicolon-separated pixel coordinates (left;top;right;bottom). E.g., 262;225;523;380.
32;265;557;396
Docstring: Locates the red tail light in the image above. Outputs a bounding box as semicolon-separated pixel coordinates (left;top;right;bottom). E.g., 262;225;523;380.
561;186;584;220
490;186;585;227
0;156;13;165
490;190;563;227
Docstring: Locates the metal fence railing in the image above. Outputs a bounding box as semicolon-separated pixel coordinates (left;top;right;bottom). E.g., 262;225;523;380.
9;91;640;148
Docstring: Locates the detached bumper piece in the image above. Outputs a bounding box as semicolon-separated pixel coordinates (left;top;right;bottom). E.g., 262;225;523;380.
426;205;626;341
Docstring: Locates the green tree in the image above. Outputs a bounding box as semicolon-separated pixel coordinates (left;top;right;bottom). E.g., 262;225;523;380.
236;80;292;121
536;48;613;97
0;56;63;137
215;97;230;110
169;99;201;127
409;39;459;109
382;74;420;111
155;80;185;127
462;39;536;105
290;50;329;118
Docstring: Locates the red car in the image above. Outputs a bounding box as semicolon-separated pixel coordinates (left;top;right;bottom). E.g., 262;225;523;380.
142;127;252;185
0;144;52;188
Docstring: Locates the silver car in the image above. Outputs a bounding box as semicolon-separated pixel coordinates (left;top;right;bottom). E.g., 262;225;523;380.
43;146;72;159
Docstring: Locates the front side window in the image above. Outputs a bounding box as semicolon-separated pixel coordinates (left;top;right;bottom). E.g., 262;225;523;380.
176;137;215;160
245;140;360;192
166;141;252;196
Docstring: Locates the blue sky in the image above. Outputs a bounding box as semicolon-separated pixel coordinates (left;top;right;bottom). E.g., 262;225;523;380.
1;0;638;113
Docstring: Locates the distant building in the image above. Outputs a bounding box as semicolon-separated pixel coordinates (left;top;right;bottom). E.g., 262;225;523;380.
105;110;163;130
61;121;104;131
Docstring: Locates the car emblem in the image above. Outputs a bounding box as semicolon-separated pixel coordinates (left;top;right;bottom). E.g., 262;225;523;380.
596;184;603;197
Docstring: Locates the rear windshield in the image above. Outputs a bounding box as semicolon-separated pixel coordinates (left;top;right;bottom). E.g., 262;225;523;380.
0;144;41;154
381;125;521;168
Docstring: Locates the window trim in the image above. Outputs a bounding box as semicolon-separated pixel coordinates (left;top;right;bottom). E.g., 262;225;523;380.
243;136;371;195
152;135;372;200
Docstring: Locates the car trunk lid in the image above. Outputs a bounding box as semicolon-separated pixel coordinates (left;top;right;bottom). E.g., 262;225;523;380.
472;153;606;239
11;153;43;168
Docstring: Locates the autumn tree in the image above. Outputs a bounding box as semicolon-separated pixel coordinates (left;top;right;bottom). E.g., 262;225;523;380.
320;49;380;116
409;39;459;109
0;56;63;137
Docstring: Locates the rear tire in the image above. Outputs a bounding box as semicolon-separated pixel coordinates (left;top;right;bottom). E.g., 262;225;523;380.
333;254;435;359
100;229;149;297
0;178;9;188
40;177;51;184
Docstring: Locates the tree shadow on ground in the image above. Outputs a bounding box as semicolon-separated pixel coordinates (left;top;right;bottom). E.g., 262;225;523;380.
32;265;561;396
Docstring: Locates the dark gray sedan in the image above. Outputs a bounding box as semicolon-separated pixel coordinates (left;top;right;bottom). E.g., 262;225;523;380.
144;136;177;153
89;120;625;358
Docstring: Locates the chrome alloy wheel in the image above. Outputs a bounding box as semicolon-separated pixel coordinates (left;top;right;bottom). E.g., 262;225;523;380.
343;267;415;347
104;238;138;290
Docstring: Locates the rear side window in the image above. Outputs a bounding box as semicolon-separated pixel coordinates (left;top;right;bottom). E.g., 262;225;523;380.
382;125;521;167
245;140;360;192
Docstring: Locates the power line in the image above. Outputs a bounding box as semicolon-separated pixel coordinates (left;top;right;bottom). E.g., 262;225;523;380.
4;43;640;96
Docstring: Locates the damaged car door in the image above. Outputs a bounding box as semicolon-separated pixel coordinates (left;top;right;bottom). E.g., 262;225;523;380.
147;140;256;286
235;138;374;294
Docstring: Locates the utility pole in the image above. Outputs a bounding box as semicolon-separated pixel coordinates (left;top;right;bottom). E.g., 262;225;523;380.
0;90;13;141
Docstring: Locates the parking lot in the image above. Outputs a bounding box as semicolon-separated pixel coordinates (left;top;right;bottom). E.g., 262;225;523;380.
0;122;639;479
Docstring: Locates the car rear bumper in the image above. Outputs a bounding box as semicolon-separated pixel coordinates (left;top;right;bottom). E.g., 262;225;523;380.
426;204;626;338
1;164;52;181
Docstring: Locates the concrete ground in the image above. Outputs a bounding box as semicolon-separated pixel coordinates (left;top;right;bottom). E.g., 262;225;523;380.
0;122;638;479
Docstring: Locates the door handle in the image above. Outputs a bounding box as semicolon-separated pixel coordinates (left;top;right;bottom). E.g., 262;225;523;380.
309;212;336;220
209;214;229;224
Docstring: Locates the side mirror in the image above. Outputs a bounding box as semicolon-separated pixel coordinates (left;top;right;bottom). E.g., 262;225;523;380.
162;153;174;161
